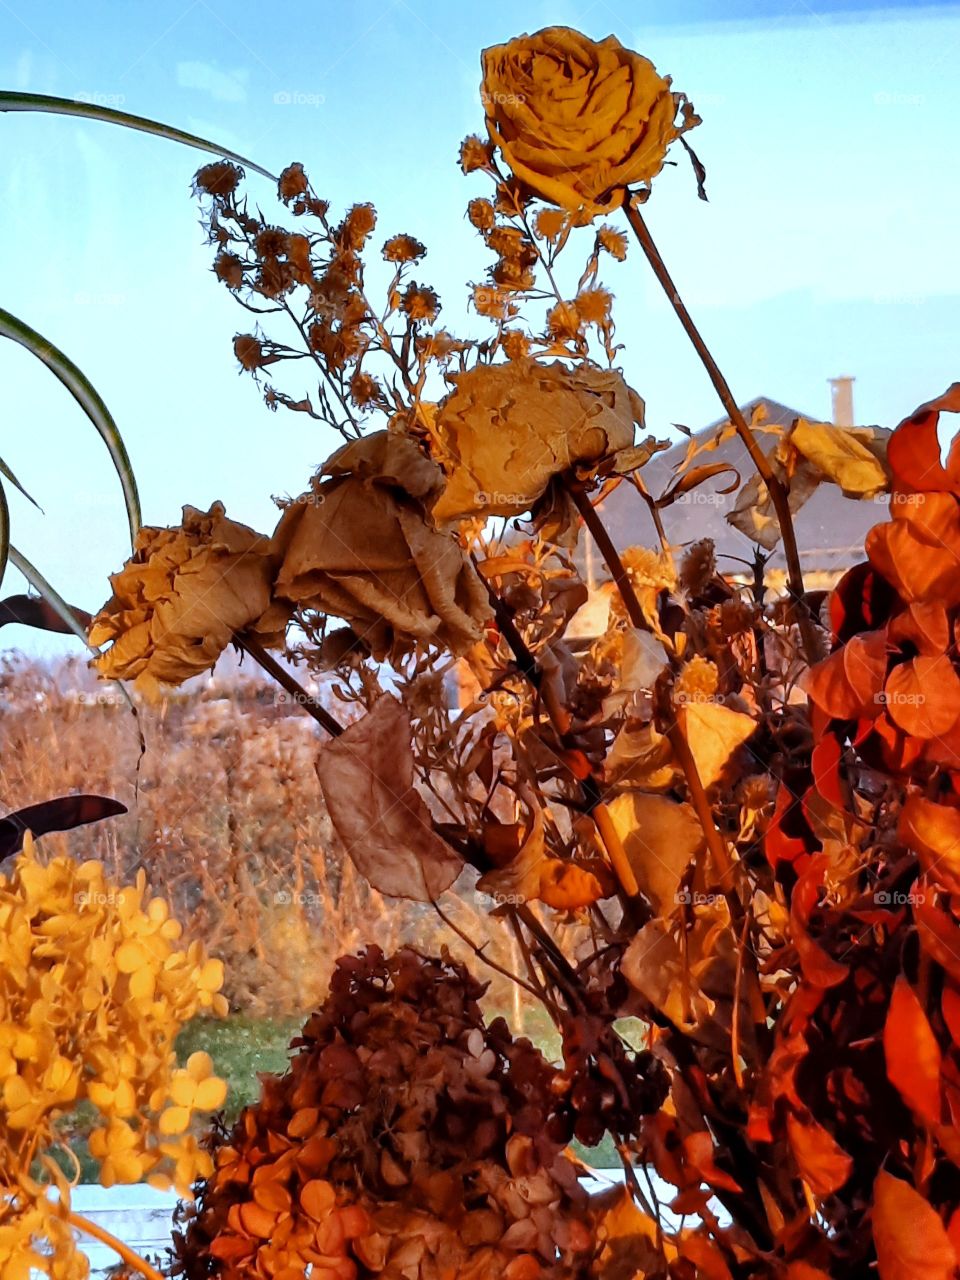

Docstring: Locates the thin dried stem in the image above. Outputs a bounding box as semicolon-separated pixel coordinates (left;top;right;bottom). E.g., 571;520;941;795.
621;199;820;664
234;631;344;737
568;484;649;632
68;1212;164;1280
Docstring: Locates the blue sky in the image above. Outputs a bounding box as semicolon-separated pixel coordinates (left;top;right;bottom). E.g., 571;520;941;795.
1;0;959;655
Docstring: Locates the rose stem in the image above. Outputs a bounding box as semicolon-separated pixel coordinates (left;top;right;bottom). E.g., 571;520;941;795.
476;560;647;918
621;199;820;665
68;1213;164;1280
569;483;735;887
234;631;344;737
568;484;649;632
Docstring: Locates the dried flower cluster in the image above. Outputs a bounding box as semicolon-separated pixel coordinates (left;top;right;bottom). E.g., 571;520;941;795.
75;22;960;1280
174;948;593;1280
0;836;227;1279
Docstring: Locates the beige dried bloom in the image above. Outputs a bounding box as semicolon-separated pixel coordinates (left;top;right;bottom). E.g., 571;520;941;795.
273;432;492;660
90;503;287;698
431;359;641;522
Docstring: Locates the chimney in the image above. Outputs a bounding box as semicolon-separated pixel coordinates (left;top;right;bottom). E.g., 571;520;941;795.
829;375;855;427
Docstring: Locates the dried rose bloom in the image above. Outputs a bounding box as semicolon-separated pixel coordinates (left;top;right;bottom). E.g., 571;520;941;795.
481;28;692;219
431;359;642;522
90;503;287;698
273;432;492;660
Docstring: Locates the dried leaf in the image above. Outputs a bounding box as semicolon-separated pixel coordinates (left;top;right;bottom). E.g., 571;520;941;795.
872;1169;957;1280
315;696;462;901
886;382;960;494
884;976;942;1125
0;593;91;633
589;1183;669;1279
884;656;960;739
899;796;960;895
789;419;889;497
785;1111;852;1198
0;795;127;862
606;792;705;914
678;701;757;789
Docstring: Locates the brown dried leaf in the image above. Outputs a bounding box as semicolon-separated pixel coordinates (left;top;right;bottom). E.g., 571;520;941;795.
899;795;960;895
785;1111;852;1198
315;696;462;901
589;1183;670;1279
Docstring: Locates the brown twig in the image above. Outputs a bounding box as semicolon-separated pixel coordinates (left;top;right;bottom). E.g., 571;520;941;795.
234;631;344;737
621;198;820;664
568;484;649;632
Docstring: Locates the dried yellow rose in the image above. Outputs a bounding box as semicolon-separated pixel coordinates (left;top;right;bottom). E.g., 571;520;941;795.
481;27;691;219
430;359;642;524
90;501;288;698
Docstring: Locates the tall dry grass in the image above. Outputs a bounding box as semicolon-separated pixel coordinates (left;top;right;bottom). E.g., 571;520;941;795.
0;653;531;1022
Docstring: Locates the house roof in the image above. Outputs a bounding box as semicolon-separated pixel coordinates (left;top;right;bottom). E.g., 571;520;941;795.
579;395;888;582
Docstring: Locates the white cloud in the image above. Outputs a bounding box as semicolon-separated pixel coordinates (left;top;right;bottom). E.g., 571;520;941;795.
176;60;248;104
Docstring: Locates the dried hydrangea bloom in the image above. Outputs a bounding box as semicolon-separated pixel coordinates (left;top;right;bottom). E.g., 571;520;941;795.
177;948;593;1280
90;502;287;699
481;27;694;219
273;432;492;661
431;359;643;523
0;834;228;1274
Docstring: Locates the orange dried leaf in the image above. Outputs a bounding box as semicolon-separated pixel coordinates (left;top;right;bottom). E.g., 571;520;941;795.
884;656;960;739
899;795;960;895
872;1169;957;1280
785;1111;852;1198
883;976;942;1125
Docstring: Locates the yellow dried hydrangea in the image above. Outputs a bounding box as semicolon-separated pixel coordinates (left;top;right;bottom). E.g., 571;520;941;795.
0;835;229;1279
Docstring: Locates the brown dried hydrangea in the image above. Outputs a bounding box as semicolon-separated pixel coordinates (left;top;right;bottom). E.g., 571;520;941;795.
176;948;593;1280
